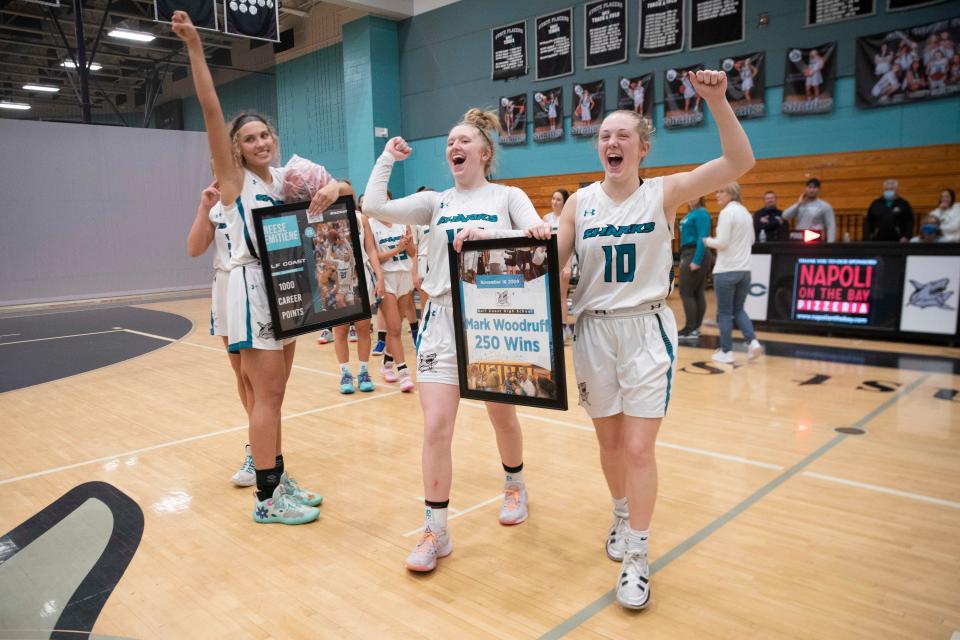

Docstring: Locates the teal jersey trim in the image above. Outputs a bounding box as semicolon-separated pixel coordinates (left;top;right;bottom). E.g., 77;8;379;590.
415;301;432;353
655;313;675;413
228;266;254;352
236;197;259;261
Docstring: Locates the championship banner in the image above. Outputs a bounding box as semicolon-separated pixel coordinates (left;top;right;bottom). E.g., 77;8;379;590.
225;0;279;42
533;87;564;142
722;51;765;119
617;74;654;120
637;0;683;57
584;1;628;69
535;8;574;81
806;0;874;26
449;236;568;410
782;42;836;115
492;20;528;81
499;94;527;145
253;197;371;339
154;0;217;30
856;18;960;108
571;80;604;137
664;65;704;128
690;0;744;50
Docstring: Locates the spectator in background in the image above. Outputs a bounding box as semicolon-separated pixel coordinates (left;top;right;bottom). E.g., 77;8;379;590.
677;197;713;342
864;179;914;242
544;189;576;342
753;191;786;241
931;188;960;242
783;178;836;242
910;215;944;243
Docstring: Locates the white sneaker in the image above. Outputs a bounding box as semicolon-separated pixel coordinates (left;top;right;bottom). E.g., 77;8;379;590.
348;325;358;342
606;513;630;561
616;549;651;610
748;339;763;359
405;527;452;572
317;329;333;345
499;483;528;525
231;444;255;487
398;367;415;392
381;362;398;383
712;348;735;364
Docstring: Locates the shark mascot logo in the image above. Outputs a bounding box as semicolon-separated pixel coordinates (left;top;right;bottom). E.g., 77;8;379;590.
906;278;956;311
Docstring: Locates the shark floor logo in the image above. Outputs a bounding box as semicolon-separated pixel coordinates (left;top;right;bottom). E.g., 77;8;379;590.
906;278;956;310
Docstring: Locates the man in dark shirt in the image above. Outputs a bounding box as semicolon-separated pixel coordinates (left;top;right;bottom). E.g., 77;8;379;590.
753;191;786;241
864;179;913;242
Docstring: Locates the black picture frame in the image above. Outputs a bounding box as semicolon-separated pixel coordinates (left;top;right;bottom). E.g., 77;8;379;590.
448;235;568;411
253;196;371;340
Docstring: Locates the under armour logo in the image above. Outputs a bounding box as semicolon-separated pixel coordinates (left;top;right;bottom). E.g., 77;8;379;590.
584;208;597;217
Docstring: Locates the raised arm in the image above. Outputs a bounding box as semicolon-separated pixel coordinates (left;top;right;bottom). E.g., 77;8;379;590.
363;137;437;226
187;182;219;257
663;70;756;213
171;12;242;204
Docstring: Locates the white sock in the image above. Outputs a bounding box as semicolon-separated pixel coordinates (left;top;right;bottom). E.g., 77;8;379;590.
358;361;369;373
626;527;649;553
424;506;448;532
612;496;628;516
504;469;524;486
339;363;350;375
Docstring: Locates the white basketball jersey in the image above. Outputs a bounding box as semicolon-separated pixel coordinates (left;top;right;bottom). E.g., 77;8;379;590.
223;167;285;268
572;178;673;314
369;218;412;273
208;203;231;272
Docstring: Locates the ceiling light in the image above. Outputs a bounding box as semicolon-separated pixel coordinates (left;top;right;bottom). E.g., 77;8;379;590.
108;28;156;42
61;60;103;71
23;84;59;92
0;101;31;110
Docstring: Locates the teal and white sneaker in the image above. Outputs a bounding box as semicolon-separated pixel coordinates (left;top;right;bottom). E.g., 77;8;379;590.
231;444;255;487
252;483;319;525
357;369;375;392
339;371;355;394
281;471;323;507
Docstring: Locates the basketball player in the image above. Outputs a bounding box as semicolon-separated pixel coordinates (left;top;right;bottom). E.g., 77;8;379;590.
554;69;755;609
362;109;551;573
369;217;416;392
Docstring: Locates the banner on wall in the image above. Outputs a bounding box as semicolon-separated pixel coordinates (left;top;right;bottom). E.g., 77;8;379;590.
722;51;765;118
154;0;217;30
690;0;744;50
499;94;527;145
492;21;528;81
224;0;279;42
536;8;574;81
571;80;604;137
617;73;654;120
663;64;705;128
781;42;836;115
899;255;960;335
856;18;960;108
806;0;875;26
637;0;683;57
888;0;947;11
533;87;564;142
745;254;772;322
584;1;628;69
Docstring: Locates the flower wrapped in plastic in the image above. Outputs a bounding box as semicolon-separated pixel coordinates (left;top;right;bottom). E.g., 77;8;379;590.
281;154;332;202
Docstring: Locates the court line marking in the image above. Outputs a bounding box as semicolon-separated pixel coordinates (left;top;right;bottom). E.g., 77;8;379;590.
0;333;21;338
0;391;402;487
460;401;785;471
802;472;960;510
539;373;930;640
0;329;122;346
402;494;503;537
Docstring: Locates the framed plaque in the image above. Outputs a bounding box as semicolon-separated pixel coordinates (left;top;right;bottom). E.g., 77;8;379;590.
253;196;371;340
448;235;568;410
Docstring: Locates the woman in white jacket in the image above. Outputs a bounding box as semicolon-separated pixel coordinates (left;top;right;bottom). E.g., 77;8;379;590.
931;188;960;242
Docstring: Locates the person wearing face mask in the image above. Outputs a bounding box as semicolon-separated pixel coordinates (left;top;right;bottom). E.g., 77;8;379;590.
864;179;914;242
362;109;551;574
753;190;786;241
783;178;836;242
930;188;959;242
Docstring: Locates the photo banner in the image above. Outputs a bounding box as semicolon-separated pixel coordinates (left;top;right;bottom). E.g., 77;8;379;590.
690;0;744;50
806;0;875;26
782;42;837;115
499;94;527;145
533;87;564;142
584;0;628;69
536;8;574;81
637;0;683;57
722;51;765;118
449;236;568;410
856;17;960;108
617;73;654;120
492;21;528;81
225;0;279;42
154;0;217;30
572;80;604;137
664;64;705;128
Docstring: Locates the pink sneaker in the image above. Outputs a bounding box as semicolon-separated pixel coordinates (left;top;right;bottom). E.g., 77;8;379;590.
399;367;415;392
381;362;398;383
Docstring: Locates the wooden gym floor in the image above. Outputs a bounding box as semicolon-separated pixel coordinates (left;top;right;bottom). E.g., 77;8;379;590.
0;293;958;639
